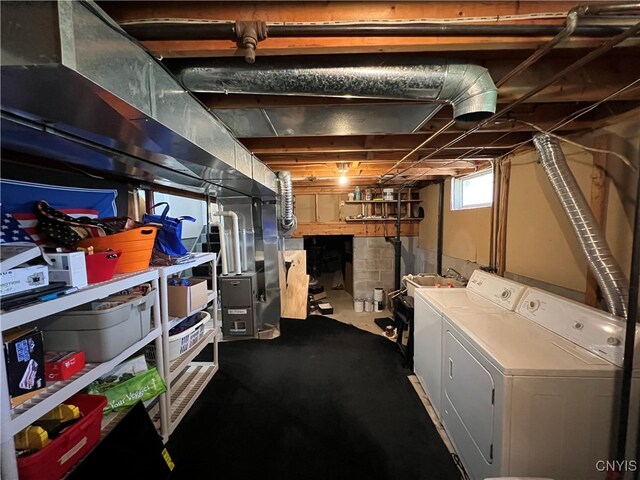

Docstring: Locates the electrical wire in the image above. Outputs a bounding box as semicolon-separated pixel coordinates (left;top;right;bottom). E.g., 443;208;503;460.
518;120;638;173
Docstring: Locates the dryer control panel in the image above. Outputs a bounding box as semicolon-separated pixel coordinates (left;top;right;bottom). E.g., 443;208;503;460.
466;270;527;311
517;288;638;368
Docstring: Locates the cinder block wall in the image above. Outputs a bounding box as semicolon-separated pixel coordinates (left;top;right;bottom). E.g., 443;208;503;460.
353;236;416;300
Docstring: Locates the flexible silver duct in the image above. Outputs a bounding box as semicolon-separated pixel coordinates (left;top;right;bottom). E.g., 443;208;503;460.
277;171;296;235
533;134;629;318
178;58;497;122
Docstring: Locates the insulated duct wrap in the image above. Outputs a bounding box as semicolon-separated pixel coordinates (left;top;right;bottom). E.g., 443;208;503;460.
533;134;629;318
277;171;296;236
177;57;497;122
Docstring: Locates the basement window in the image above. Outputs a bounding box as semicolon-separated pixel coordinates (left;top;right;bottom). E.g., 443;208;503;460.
451;170;493;210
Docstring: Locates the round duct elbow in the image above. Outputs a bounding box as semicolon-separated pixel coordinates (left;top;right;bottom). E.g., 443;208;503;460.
444;64;498;122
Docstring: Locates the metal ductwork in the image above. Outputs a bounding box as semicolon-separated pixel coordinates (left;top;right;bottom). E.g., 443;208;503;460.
177;57;498;122
0;1;276;198
533;134;629;318
277;171;297;236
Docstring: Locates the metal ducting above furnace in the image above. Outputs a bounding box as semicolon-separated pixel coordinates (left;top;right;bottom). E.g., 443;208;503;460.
0;1;276;198
177;56;498;122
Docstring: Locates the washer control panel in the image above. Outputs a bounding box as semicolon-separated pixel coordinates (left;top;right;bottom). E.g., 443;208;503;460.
466;270;527;311
517;287;637;367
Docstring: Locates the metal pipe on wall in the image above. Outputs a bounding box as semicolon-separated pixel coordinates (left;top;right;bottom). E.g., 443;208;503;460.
613;155;640;477
437;180;445;276
122;21;638;41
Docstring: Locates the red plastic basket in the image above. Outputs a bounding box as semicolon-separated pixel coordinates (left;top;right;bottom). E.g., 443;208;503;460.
17;394;107;480
85;250;122;284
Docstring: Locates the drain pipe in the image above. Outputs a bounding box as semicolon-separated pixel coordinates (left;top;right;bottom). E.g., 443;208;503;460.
533;134;629;318
210;216;229;275
277;171;297;236
213;211;242;275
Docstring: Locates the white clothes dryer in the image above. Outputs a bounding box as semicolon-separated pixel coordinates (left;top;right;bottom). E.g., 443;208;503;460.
413;270;527;417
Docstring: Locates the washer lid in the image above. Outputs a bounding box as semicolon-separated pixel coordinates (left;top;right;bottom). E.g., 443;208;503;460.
443;310;619;376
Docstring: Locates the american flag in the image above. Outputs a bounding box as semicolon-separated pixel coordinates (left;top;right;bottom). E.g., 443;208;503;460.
0;210;35;243
1;179;117;244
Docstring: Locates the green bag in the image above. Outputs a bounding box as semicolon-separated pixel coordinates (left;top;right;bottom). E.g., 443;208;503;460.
88;367;166;414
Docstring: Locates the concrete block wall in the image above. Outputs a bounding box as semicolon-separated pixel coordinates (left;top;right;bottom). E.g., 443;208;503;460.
353;236;416;300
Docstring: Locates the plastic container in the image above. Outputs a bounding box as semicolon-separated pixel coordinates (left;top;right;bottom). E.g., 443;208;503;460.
354;298;364;313
17;394;107;480
76;226;157;273
84;250;121;283
40;290;156;362
383;188;394;200
149;311;210;362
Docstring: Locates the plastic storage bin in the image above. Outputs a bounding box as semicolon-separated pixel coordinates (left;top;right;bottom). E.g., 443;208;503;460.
85;250;121;283
40;290;155;362
146;311;210;362
168;311;209;361
76;226;157;273
16;394;107;480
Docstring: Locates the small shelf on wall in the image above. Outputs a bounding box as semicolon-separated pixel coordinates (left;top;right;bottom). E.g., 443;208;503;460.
345;217;422;223
345;200;421;204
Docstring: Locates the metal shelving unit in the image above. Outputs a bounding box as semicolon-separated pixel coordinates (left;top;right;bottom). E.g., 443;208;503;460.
0;269;168;480
157;252;219;435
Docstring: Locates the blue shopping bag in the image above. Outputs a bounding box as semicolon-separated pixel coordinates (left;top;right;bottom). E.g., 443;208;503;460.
143;203;195;257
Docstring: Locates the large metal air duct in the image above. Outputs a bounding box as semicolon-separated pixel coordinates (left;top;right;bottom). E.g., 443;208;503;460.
178;57;497;122
533;134;629;318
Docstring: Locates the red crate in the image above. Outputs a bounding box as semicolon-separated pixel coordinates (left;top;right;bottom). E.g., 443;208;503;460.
85;250;121;284
17;394;107;480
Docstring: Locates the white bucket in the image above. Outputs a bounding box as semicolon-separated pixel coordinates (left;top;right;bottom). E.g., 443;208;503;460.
354;298;364;313
364;297;374;312
373;288;384;302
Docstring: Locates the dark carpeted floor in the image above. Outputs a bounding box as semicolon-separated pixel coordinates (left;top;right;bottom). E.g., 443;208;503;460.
167;315;460;480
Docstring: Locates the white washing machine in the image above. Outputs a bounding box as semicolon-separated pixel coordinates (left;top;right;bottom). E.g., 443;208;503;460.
441;287;640;480
413;270;527;417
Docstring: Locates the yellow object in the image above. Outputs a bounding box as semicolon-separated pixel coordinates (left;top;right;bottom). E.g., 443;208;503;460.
40;403;80;423
14;426;49;451
161;448;175;471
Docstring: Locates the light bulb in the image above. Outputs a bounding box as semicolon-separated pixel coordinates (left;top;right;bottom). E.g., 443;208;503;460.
338;175;348;185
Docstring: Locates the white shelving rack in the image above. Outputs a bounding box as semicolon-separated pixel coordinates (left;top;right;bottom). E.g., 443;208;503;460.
156;252;219;435
0;269;168;480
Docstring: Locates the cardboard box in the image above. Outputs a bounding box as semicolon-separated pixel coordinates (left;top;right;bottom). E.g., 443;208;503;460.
0;264;49;296
44;351;86;381
47;252;87;288
3;327;46;407
167;277;209;318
